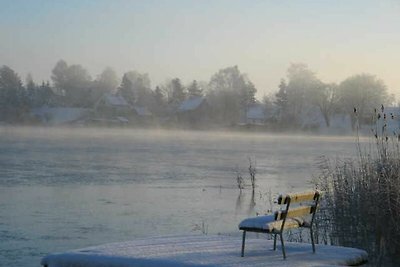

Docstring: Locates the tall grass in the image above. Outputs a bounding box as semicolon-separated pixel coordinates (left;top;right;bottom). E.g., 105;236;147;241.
315;106;400;265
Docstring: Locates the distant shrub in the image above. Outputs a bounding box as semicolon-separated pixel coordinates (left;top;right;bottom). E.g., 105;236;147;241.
234;157;257;193
235;165;245;193
248;157;256;192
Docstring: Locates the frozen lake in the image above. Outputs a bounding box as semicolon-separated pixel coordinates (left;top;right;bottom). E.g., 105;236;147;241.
0;127;359;266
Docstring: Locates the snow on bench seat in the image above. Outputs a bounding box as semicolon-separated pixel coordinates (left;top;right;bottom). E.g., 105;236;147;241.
238;215;276;230
238;215;305;232
41;235;368;267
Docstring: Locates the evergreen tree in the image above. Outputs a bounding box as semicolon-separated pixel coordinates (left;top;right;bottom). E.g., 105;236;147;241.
117;73;135;105
154;86;165;106
153;86;166;115
36;81;55;107
25;74;36;107
117;71;152;107
170;78;186;105
187;80;203;97
0;65;27;121
275;79;288;120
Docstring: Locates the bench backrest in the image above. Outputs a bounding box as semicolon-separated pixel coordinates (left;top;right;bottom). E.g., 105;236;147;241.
277;191;319;205
274;191;320;230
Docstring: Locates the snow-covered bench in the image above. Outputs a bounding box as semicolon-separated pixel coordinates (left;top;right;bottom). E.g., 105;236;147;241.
239;191;320;259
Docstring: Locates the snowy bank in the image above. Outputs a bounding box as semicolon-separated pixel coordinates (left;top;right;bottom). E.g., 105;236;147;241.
41;235;367;267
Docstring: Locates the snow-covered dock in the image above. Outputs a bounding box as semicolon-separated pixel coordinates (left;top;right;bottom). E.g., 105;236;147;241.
41;235;368;267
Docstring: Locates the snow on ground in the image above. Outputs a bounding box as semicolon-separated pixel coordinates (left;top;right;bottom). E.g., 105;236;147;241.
41;235;368;267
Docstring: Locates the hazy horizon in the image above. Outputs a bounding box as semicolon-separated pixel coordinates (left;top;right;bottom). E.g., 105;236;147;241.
1;0;399;98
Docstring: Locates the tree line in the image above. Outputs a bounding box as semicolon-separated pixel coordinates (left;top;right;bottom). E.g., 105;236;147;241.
0;60;391;129
272;63;390;130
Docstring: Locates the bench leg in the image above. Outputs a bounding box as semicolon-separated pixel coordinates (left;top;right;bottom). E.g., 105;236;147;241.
273;234;277;250
280;233;286;259
241;231;246;257
310;227;315;253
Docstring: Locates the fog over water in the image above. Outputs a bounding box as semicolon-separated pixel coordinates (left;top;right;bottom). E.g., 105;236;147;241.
0;126;364;266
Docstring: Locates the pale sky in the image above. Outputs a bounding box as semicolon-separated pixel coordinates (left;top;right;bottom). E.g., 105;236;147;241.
1;0;399;98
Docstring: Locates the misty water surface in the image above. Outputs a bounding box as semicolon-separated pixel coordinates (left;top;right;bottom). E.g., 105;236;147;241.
0;127;360;266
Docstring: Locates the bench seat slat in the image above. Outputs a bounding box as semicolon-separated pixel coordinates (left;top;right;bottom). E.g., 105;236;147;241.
266;218;301;232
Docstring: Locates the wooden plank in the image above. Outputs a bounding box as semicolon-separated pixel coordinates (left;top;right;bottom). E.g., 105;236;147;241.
287;206;313;218
266;218;301;231
275;206;313;220
278;191;318;204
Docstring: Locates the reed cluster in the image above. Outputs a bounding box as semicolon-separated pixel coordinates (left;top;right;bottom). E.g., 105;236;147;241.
315;106;400;265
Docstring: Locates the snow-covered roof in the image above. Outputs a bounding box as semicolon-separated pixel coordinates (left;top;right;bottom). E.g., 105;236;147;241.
31;107;89;125
133;106;152;116
178;96;205;112
116;116;129;123
104;93;129;107
41;234;368;267
239;214;275;229
247;104;265;120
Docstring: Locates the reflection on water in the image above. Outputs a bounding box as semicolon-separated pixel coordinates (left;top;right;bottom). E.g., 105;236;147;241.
234;190;273;217
0;127;359;266
235;193;243;215
248;192;256;216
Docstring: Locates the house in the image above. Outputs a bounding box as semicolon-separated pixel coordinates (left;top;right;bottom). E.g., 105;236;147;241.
300;106;352;133
239;102;278;126
177;96;209;125
94;93;132;117
244;103;266;125
94;93;131;113
133;106;152;117
31;106;90;125
91;93;134;125
132;106;153;124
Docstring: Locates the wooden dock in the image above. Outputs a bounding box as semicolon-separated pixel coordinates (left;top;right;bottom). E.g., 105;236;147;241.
42;235;368;267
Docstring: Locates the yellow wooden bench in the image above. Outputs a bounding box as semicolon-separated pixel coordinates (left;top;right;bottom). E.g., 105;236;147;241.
238;191;320;259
